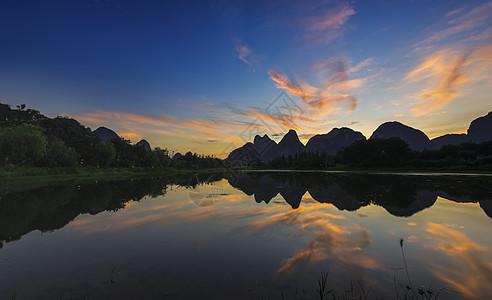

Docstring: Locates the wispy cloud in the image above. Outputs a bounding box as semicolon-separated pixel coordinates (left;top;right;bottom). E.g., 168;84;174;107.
418;1;492;46
398;1;492;117
269;68;358;112
406;49;471;116
266;56;372;129
233;39;257;66
405;43;492;116
445;7;463;17
348;58;374;74
75;110;220;141
199;56;373;141
303;3;355;44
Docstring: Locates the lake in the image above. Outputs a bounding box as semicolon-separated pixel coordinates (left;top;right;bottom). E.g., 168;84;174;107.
1;171;492;299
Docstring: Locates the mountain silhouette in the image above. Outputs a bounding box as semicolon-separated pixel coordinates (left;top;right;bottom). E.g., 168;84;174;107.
93;126;119;141
253;134;278;162
226;142;260;166
369;121;430;151
136;139;152;152
226;129;304;165
429;134;469;150
305;127;366;154
277;129;305;158
468;111;492;143
226;111;492;163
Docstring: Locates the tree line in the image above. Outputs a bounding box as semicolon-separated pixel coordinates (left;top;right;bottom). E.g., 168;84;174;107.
266;137;492;170
2;102;491;171
0;103;222;169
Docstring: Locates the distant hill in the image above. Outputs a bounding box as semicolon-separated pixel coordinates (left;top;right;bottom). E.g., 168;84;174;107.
277;129;304;158
0;103;161;165
136;139;152;152
225;129;307;165
226;110;492;164
369;121;430;151
468;111;492;143
306;127;366;154
93;127;119;141
429;134;469;150
225;142;260;166
253;134;278;162
0;103;46;124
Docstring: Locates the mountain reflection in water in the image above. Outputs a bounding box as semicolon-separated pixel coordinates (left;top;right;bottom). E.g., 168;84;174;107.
1;171;492;299
227;172;492;218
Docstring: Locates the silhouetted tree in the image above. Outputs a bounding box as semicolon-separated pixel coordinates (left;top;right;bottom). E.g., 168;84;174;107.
42;139;78;167
0;124;47;165
93;141;116;167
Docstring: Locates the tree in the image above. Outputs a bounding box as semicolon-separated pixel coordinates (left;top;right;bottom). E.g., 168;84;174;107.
336;137;412;167
0;124;48;165
42;139;78;167
153;147;171;167
111;138;136;167
93;141;116;167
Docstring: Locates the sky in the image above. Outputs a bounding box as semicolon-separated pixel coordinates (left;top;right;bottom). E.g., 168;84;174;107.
1;0;491;157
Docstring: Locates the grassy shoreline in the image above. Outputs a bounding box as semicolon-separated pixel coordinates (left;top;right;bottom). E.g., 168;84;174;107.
239;168;492;175
0;166;227;191
1;165;491;181
232;164;492;175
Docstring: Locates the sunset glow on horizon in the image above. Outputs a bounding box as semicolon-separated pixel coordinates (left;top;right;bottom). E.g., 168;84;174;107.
1;0;491;157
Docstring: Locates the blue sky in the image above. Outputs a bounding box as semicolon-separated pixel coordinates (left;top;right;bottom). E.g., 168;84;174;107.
1;0;491;156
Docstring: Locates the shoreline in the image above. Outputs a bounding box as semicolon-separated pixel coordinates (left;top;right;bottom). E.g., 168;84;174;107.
1;166;491;182
0;167;227;191
237;169;492;176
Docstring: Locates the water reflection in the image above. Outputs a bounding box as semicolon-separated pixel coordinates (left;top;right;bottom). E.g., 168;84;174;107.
0;172;224;247
2;171;492;248
228;172;492;218
425;222;492;298
1;171;492;299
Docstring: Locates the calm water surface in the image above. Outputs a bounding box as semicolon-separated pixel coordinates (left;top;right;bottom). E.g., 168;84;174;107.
1;172;492;299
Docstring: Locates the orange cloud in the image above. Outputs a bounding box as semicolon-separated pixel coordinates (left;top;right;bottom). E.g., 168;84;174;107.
117;131;142;142
406;49;470;116
268;58;362;124
201;56;372;141
74;110;220;142
223;103;307;132
406;43;492;116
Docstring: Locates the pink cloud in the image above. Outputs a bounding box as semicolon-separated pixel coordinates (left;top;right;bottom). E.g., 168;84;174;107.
233;39;257;66
303;3;355;44
445;8;463;17
420;1;492;45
